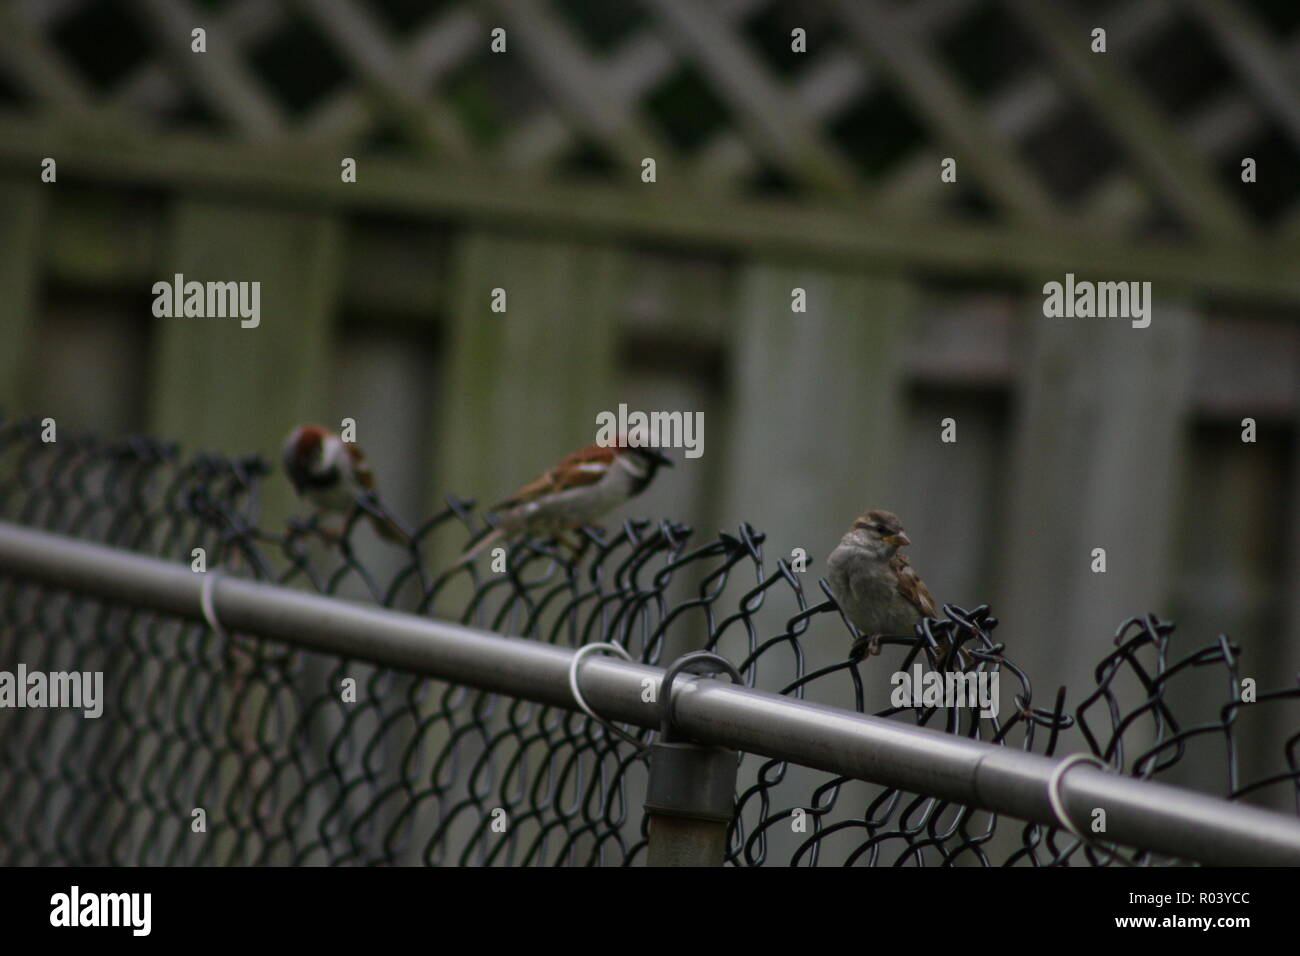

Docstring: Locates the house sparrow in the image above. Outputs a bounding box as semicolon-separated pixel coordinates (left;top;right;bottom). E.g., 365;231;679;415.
281;424;410;545
827;509;947;662
456;438;673;565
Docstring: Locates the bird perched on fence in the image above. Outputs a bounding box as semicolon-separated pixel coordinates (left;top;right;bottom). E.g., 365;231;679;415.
456;438;673;566
827;509;953;663
281;424;410;545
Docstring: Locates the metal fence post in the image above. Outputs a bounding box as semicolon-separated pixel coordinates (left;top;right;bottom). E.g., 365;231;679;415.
644;653;742;866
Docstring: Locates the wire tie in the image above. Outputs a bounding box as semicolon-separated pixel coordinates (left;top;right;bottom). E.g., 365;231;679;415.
1047;752;1108;840
199;570;226;638
568;643;645;750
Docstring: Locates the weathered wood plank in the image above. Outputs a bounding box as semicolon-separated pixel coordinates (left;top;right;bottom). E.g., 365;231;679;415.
148;198;341;530
2;118;1297;302
430;232;626;571
718;264;910;675
994;297;1200;701
27;186;1300;421
0;180;44;415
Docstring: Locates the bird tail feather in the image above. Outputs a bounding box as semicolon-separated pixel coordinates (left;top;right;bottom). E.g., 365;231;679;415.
453;527;505;568
355;496;412;546
369;509;412;545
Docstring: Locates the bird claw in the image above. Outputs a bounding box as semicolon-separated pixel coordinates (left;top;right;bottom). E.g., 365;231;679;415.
569;531;594;558
289;516;341;545
552;529;592;561
850;635;884;662
287;517;314;536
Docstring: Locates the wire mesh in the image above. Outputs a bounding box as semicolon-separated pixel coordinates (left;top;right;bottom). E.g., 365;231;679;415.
0;417;1297;866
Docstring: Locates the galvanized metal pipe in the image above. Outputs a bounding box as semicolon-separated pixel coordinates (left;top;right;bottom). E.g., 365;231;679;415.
1;521;1298;866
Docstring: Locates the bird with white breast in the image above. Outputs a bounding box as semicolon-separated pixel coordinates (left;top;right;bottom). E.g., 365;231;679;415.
281;424;410;545
457;437;673;566
827;509;942;662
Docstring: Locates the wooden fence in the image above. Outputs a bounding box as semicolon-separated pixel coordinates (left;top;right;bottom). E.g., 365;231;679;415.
1;0;1299;802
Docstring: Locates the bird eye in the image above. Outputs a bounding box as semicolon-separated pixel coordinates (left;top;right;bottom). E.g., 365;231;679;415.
873;524;888;534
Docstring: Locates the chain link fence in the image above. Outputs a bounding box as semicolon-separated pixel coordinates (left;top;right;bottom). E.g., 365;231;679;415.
0;416;1297;866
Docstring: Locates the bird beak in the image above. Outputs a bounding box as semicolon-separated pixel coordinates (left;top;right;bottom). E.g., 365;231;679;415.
645;448;674;467
885;532;911;547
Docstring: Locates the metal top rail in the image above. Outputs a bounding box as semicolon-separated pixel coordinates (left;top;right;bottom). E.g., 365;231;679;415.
1;519;1298;867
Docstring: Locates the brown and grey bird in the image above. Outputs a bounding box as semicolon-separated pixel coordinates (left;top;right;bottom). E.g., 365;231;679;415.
282;424;409;545
456;437;672;566
826;509;943;661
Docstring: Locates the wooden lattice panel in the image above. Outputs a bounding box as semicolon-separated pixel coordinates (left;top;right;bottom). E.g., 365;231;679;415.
3;0;1299;236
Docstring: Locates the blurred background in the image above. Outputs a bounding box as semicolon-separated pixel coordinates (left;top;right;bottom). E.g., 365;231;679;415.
2;0;1300;804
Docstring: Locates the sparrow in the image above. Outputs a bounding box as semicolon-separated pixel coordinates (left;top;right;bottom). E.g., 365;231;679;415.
456;438;673;565
281;424;410;545
826;509;946;662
